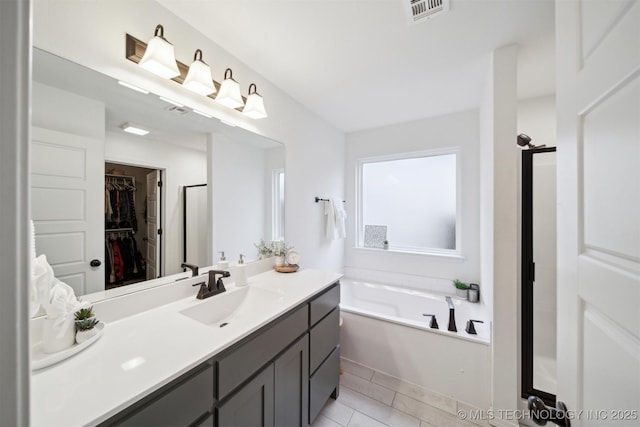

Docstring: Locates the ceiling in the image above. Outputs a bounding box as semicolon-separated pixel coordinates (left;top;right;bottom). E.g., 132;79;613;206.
157;0;556;133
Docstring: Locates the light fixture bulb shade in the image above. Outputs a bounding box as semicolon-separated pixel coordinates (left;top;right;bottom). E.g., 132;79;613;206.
139;26;180;79
183;59;216;95
216;69;244;109
243;93;267;119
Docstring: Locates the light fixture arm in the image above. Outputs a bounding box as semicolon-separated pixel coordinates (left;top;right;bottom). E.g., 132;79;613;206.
154;24;167;41
248;83;258;95
224;68;234;81
193;49;204;63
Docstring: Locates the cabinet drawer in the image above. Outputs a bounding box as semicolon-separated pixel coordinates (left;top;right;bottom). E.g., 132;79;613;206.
218;305;308;399
309;346;340;424
309;282;340;327
112;361;214;426
309;307;340;374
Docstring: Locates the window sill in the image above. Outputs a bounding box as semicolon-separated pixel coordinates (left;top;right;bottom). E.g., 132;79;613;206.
352;246;466;261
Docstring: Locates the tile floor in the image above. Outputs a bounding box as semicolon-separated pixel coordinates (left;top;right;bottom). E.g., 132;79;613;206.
313;358;489;427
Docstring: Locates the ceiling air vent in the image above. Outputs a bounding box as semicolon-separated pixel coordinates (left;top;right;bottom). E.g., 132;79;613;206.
165;105;189;115
405;0;450;24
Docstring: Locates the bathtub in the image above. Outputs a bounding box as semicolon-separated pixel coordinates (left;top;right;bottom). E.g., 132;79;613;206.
339;278;492;409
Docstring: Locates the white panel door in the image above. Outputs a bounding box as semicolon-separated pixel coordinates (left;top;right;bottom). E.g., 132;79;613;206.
146;170;161;279
556;1;640;426
31;127;104;295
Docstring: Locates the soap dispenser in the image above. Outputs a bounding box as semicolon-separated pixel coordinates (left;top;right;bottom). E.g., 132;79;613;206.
235;254;248;287
217;251;229;269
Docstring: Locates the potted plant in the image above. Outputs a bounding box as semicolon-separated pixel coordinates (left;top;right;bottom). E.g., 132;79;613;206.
74;306;100;344
254;239;273;259
453;279;470;299
272;240;293;267
383;240;389;249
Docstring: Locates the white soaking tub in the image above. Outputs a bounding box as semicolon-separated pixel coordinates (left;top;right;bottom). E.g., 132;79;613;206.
339;278;492;409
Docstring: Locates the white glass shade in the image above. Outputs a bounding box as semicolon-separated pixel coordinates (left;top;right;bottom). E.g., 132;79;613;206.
183;55;216;96
216;70;244;109
243;92;267;119
139;33;180;79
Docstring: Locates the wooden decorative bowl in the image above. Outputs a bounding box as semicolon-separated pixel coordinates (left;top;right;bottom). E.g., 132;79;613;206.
275;264;299;273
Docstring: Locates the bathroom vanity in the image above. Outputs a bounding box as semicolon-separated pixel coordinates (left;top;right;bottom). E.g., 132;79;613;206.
31;269;341;427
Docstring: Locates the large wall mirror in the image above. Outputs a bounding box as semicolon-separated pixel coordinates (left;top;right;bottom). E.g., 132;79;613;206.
31;48;284;309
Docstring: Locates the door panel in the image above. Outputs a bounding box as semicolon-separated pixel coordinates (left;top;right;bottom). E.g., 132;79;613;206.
556;0;640;425
31;127;103;295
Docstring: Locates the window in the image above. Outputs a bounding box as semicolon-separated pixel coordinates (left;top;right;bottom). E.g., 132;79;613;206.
357;149;460;255
272;168;285;241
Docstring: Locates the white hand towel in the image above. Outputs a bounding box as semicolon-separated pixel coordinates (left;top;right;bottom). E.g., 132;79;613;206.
31;254;54;316
333;199;347;239
324;198;347;240
324;199;336;240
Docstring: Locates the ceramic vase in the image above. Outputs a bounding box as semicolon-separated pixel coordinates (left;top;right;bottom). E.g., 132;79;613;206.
275;255;285;267
75;327;99;344
42;316;76;353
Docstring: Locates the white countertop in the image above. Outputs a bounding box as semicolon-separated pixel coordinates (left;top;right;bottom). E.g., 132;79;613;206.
30;269;342;427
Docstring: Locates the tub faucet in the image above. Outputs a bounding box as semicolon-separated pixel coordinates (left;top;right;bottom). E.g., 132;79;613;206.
181;262;199;277
446;296;457;332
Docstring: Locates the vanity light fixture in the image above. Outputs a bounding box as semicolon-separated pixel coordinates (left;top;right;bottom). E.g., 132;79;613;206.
138;25;180;79
120;123;149;136
216;68;244;109
183;49;216;96
242;83;268;119
159;96;184;107
117;80;149;94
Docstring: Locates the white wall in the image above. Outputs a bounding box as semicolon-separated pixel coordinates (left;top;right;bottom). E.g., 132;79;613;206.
344;110;480;293
33;0;345;272
480;45;520;426
105;131;207;277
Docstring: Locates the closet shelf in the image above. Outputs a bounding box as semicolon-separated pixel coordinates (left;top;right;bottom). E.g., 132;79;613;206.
105;228;133;233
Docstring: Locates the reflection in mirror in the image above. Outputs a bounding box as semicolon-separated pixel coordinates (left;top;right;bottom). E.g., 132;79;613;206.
184;184;208;267
31;48;284;308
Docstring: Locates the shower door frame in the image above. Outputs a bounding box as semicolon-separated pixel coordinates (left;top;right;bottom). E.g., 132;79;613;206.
521;146;556;407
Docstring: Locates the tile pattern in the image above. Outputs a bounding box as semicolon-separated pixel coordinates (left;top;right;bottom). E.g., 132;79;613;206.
314;358;487;427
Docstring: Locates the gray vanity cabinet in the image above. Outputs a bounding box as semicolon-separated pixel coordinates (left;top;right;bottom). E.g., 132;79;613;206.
102;281;340;427
308;285;341;424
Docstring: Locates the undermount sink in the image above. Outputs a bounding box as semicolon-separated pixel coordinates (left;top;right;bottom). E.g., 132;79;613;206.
180;285;284;326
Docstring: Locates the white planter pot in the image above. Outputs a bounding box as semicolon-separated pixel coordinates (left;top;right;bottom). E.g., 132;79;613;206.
76;328;99;344
275;255;285;267
455;288;469;299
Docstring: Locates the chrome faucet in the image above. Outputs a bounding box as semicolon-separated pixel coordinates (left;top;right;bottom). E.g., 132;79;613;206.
446;296;457;332
192;270;230;300
181;262;199;277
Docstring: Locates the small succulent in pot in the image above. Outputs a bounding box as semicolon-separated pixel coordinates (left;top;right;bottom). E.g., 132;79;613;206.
453;279;470;299
74;306;100;344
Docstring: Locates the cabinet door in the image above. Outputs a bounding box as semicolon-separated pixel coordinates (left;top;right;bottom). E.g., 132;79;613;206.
217;365;274;427
274;334;309;427
108;362;214;427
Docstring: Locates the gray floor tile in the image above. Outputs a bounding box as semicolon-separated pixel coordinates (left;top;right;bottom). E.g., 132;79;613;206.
348;411;390;427
337;386;421;427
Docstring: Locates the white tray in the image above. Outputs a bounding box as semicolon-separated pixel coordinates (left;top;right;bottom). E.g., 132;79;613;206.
31;322;105;370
